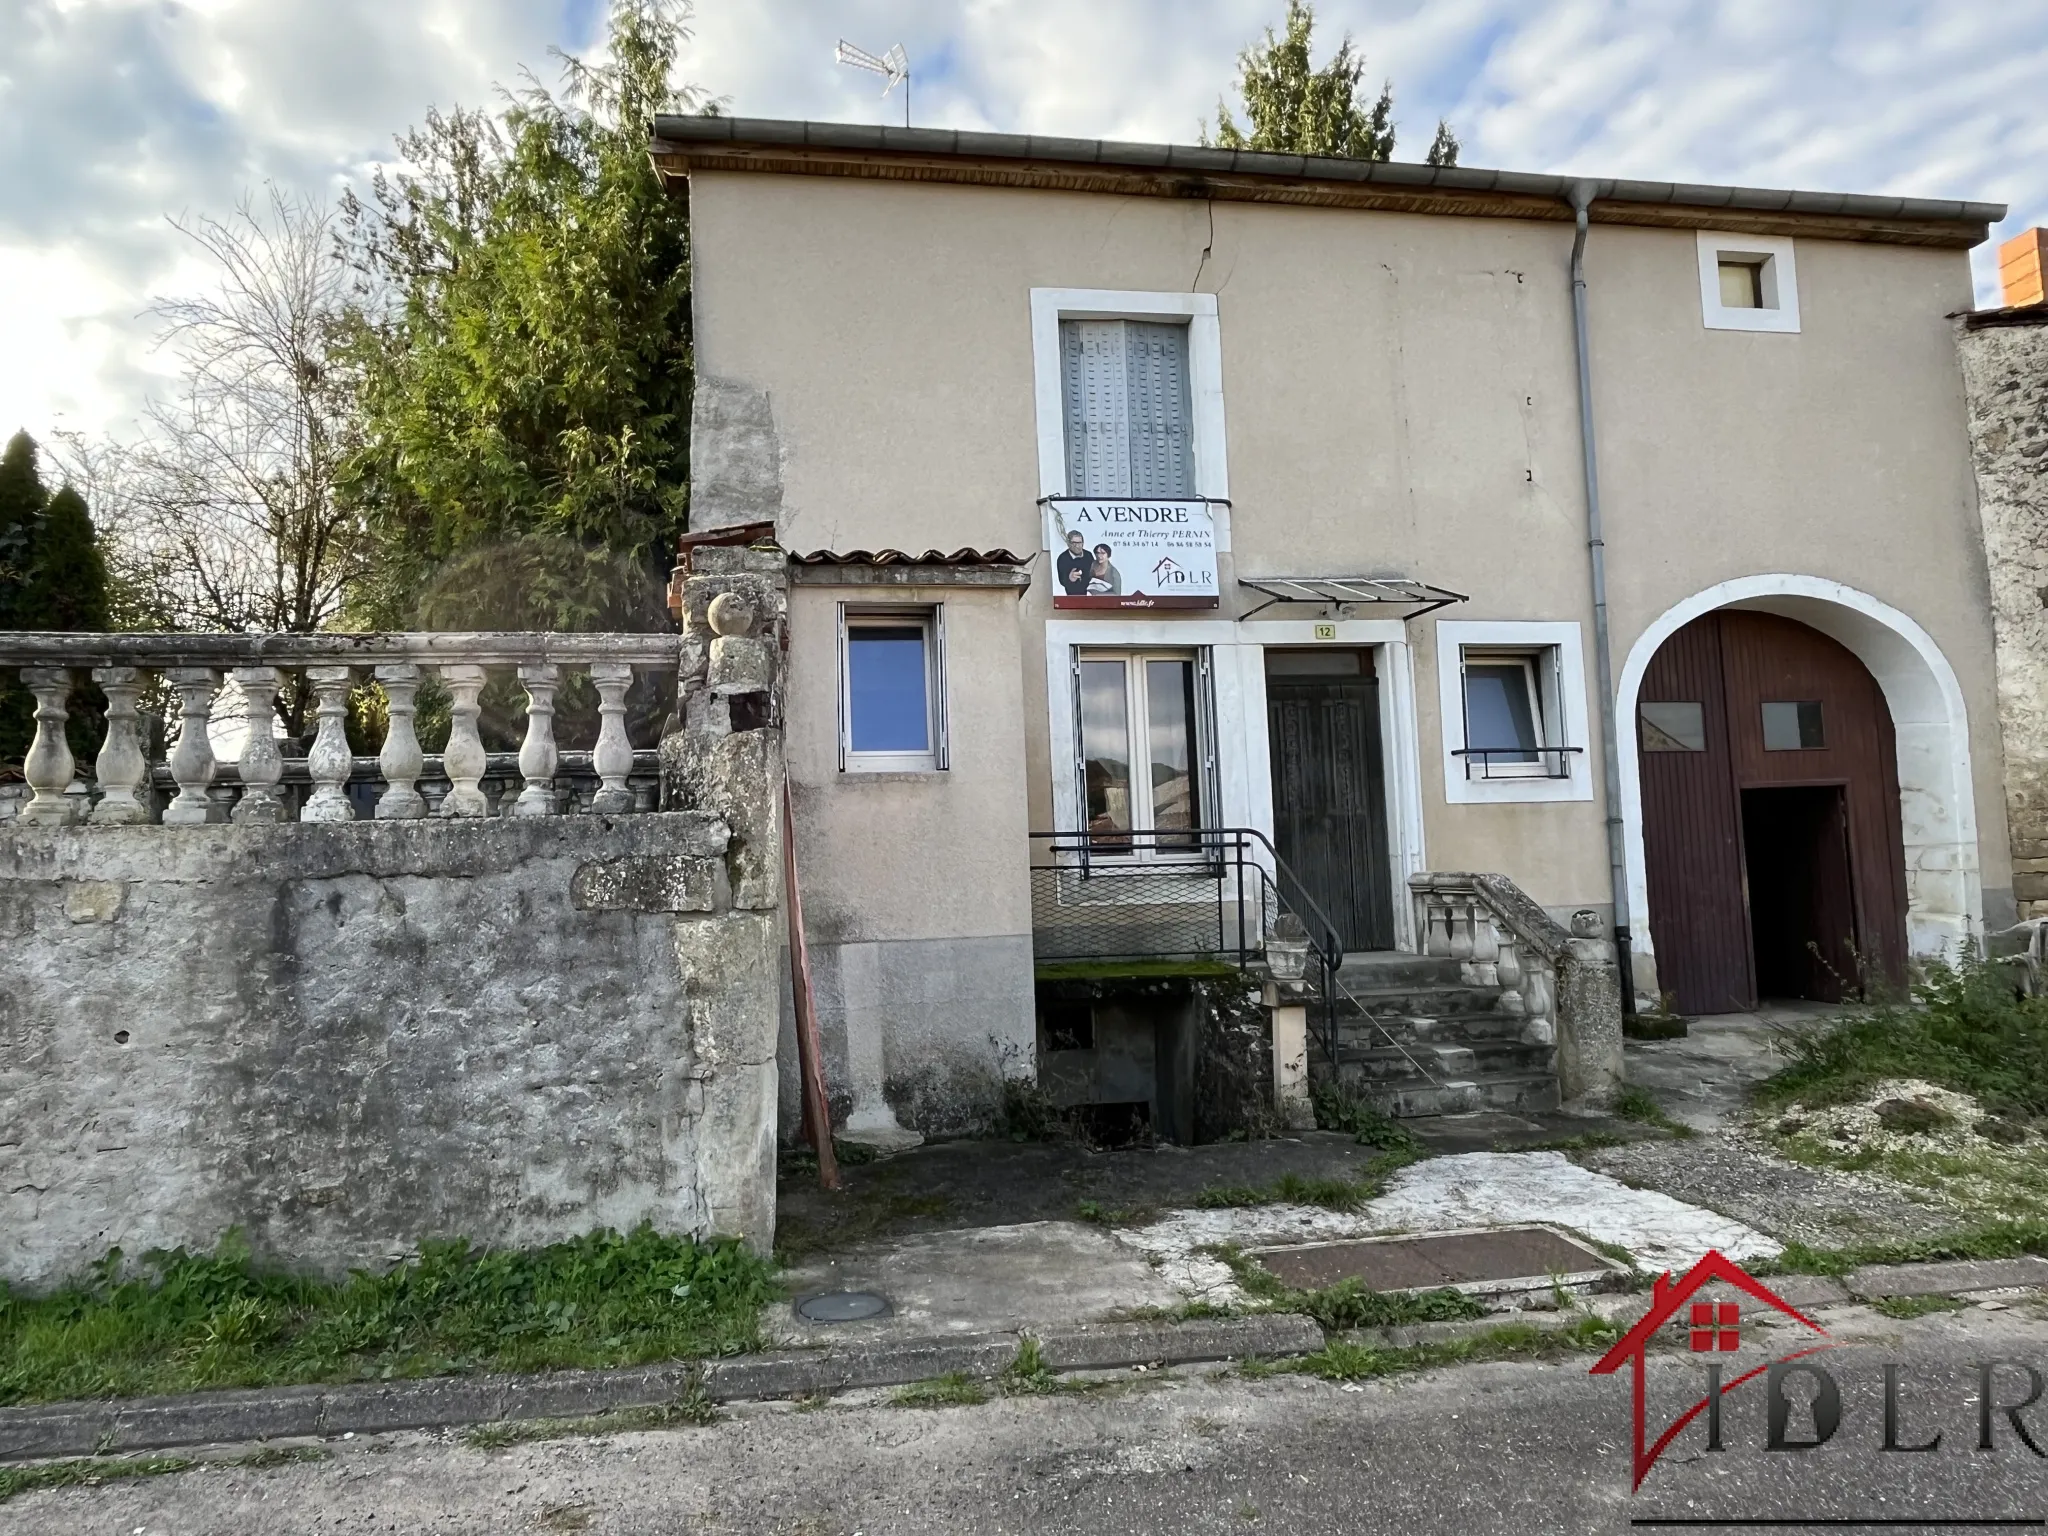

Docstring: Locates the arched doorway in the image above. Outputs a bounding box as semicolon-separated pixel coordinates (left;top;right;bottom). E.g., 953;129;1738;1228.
1635;610;1910;1014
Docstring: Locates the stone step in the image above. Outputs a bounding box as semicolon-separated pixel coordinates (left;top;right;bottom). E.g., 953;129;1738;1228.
1334;1010;1535;1045
1329;985;1505;1019
1335;1040;1555;1083
1321;1067;1561;1118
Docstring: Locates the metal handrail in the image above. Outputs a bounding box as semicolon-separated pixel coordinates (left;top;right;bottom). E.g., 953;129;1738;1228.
1030;825;1349;1068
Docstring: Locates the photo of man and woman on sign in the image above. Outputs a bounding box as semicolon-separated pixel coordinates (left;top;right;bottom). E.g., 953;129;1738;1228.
1048;500;1220;610
1057;531;1123;597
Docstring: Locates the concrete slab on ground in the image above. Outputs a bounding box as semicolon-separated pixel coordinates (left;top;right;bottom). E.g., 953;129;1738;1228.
771;1221;1182;1345
1847;1256;2048;1299
1621;1004;1838;1132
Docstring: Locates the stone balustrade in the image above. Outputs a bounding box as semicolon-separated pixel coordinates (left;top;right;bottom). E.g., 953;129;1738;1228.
1410;869;1624;1106
0;632;680;828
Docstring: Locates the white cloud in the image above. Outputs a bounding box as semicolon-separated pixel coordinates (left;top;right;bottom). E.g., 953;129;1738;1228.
2;0;2043;448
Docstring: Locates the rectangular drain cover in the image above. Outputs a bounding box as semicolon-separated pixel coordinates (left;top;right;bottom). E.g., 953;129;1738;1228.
1250;1225;1625;1295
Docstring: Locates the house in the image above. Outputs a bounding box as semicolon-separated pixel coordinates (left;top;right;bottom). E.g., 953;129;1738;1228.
651;117;2011;1140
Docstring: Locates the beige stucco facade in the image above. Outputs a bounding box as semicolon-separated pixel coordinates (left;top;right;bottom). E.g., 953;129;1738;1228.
675;134;2007;1126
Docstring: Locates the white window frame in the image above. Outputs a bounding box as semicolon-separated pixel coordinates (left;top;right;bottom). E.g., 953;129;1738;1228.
838;604;947;774
1072;647;1215;860
1029;288;1231;552
1696;231;1800;334
1435;620;1593;804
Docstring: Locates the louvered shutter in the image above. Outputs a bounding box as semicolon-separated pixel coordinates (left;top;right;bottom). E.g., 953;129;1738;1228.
1124;321;1194;496
1060;320;1131;496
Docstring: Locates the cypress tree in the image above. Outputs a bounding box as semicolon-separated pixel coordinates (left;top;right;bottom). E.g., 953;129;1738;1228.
22;487;110;632
0;431;49;768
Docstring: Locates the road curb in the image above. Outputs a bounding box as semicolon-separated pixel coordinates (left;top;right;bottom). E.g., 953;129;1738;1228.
0;1315;1324;1462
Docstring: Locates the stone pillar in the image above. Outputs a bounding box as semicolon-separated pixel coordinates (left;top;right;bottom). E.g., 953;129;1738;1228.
836;943;922;1153
514;663;560;817
161;668;221;826
89;666;149;825
18;668;78;826
301;665;356;824
1264;982;1316;1130
230;666;286;824
437;663;490;818
374;663;427;820
589;661;635;816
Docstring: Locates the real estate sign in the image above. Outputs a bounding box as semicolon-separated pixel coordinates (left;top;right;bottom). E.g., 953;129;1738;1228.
1045;498;1220;610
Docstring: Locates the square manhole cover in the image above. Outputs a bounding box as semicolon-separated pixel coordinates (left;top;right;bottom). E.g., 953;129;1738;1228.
1251;1225;1624;1294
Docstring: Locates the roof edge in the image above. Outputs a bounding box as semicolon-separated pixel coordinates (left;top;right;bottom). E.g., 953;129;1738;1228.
651;116;2004;244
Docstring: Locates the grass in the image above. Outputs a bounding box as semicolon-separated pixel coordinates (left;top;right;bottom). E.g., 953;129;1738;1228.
1259;1313;1621;1384
1197;1242;1489;1330
1507;1132;1632;1153
1870;1294;1970;1320
1193;1170;1383;1212
1752;1220;2048;1277
1032;959;1238;982
0;1225;779;1408
1755;952;2048;1120
1312;1085;1427;1156
0;1446;329;1506
1612;1086;1697;1139
890;1371;990;1408
463;1381;723;1448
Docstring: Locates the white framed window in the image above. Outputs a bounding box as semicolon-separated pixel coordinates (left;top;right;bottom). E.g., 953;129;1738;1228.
1435;620;1593;804
1029;289;1230;550
1696;231;1800;333
1073;647;1213;854
839;605;946;773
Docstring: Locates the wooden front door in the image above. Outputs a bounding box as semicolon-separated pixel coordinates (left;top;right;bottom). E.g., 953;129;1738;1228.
1266;651;1395;952
1638;611;1908;1014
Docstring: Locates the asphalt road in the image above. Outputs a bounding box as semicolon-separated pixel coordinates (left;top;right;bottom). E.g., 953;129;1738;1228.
9;1305;2048;1535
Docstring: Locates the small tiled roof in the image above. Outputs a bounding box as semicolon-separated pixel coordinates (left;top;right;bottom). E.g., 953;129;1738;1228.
790;548;1030;566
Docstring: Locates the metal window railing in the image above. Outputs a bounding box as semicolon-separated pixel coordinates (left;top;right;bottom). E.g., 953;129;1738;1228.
1451;745;1584;780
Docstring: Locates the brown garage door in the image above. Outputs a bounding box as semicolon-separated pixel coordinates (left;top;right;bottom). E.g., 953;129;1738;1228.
1637;611;1907;1015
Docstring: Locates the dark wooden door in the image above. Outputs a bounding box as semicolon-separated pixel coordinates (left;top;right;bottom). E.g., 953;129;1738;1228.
1639;616;1754;1013
1267;659;1394;952
1638;610;1908;1014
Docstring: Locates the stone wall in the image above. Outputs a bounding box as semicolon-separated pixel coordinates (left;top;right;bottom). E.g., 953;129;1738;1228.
0;814;778;1290
1958;312;2048;918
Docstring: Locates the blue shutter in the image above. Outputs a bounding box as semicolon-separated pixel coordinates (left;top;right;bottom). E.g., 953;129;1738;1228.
1124;321;1193;497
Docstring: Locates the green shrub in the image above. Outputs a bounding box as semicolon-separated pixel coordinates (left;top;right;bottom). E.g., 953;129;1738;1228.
1757;953;2048;1119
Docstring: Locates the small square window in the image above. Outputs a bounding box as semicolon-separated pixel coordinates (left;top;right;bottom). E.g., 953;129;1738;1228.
841;608;946;772
1761;700;1825;751
1698;232;1799;333
1640;701;1707;752
1718;259;1766;310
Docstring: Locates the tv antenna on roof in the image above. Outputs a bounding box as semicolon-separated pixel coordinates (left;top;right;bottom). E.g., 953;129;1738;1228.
835;39;910;128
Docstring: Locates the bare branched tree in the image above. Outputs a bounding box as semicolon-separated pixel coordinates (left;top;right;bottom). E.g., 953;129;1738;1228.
66;187;369;644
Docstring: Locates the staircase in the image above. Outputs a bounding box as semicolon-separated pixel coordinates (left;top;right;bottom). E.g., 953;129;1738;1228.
1311;950;1561;1117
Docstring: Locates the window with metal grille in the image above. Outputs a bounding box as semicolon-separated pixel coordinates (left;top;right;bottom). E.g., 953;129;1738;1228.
1059;320;1194;497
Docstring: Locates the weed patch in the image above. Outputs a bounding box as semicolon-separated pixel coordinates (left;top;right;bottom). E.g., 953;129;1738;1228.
1757;953;2048;1120
1755;1222;2048;1277
1192;1162;1408;1214
1195;1243;1488;1329
463;1384;720;1449
1287;1313;1620;1382
1870;1294;1969;1320
0;1225;777;1408
0;1446;329;1507
1312;1085;1426;1156
891;1372;988;1408
1613;1087;1696;1139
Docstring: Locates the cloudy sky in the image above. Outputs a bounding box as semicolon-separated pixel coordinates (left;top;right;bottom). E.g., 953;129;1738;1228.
4;0;2044;449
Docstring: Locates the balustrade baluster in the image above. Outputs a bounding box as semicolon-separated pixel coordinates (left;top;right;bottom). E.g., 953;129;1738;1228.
230;666;286;824
374;663;426;819
437;663;489;817
513;663;560;817
161;668;221;826
18;668;78;826
301;665;356;824
89;665;149;825
589;661;634;814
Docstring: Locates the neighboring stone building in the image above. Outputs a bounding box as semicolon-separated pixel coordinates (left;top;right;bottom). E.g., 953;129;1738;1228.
1958;229;2048;919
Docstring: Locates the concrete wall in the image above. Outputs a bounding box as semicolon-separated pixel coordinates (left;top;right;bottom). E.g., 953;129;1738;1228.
686;169;2005;983
1958;313;2048;921
0;814;778;1290
783;579;1036;1133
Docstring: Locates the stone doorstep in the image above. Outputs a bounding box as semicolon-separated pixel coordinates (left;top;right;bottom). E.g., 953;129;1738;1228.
0;1315;1324;1464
